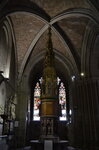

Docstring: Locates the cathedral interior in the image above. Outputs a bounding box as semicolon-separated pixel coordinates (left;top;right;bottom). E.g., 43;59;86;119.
0;0;99;150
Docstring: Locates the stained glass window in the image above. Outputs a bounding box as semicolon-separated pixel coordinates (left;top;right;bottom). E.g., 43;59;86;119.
33;82;41;121
33;78;67;121
59;82;67;120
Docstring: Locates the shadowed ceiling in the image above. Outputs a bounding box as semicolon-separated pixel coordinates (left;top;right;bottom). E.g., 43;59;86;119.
2;0;98;80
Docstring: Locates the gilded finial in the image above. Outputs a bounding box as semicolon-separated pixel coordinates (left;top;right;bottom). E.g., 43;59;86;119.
43;26;55;68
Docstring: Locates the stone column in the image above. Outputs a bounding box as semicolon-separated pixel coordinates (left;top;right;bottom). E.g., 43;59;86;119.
70;78;99;149
15;78;28;148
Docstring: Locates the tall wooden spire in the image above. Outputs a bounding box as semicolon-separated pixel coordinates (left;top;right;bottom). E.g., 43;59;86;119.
44;27;55;68
40;28;59;142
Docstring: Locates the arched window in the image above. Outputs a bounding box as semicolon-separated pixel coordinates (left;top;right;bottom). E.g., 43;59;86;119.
33;82;41;121
33;78;67;121
59;82;67;121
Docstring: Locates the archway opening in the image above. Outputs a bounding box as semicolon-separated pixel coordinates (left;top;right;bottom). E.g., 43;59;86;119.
33;77;67;121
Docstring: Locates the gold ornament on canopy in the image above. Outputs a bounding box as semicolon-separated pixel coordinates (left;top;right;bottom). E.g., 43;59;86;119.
40;27;60;142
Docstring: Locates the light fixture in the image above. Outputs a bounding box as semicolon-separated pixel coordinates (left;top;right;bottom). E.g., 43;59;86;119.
80;72;84;77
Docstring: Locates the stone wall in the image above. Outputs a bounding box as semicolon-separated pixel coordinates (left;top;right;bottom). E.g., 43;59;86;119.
69;78;99;149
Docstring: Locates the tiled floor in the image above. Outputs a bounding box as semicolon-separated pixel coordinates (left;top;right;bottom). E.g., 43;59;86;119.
0;139;81;150
0;144;81;150
67;147;81;150
16;146;81;150
16;146;31;150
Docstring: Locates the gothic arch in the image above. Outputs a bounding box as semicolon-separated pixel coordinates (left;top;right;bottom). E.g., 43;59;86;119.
81;21;99;77
0;1;99;80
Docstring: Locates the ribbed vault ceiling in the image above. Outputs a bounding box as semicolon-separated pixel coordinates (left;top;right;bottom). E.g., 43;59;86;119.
30;0;90;17
1;0;98;80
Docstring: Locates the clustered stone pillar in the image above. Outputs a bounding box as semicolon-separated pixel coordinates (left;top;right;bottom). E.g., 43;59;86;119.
15;77;28;148
70;78;99;150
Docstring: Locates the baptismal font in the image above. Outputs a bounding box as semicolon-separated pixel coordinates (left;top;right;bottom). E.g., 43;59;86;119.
39;28;60;142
